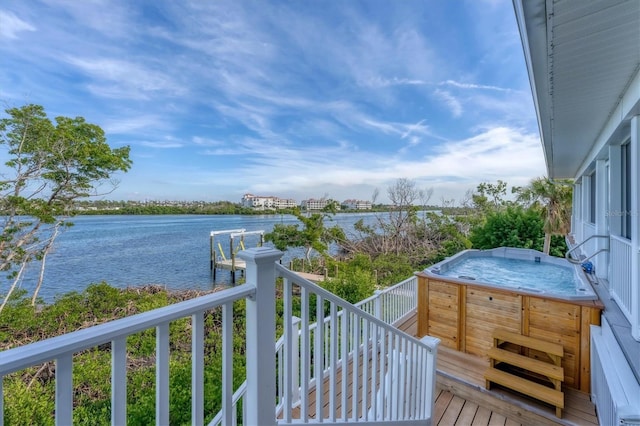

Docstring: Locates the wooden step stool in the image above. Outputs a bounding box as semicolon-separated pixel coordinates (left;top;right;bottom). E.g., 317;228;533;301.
484;329;565;418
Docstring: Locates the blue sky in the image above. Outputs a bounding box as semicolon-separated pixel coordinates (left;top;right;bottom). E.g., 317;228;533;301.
0;0;546;205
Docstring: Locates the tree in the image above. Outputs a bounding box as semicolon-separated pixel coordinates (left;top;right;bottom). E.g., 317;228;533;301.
385;178;423;256
0;104;132;308
472;180;509;212
513;177;573;254
265;207;345;263
469;205;545;251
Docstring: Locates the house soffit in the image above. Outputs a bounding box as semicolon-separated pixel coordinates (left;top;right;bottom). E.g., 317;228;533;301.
520;0;640;179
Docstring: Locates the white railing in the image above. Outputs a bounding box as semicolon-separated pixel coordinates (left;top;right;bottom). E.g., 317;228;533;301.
610;235;633;321
0;248;439;426
0;284;256;426
581;222;597;259
356;276;417;326
275;265;438;424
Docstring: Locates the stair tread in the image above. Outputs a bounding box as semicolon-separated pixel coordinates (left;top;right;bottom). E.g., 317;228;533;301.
487;347;564;380
493;329;563;357
485;367;564;408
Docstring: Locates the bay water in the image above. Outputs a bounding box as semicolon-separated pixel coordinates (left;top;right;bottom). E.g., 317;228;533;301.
15;212;381;302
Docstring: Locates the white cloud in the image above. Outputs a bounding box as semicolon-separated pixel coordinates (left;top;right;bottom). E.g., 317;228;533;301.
0;10;35;39
103;115;168;135
441;79;511;92
66;57;185;100
360;76;428;88
434;89;463;117
140;141;183;149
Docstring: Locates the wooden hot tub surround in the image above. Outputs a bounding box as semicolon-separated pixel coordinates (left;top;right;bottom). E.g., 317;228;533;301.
415;272;603;393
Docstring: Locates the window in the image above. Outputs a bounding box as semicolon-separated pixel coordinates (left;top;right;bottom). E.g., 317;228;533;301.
621;142;632;239
589;171;597;224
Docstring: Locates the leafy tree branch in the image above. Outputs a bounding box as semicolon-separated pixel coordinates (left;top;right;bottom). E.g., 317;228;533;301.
0;104;132;309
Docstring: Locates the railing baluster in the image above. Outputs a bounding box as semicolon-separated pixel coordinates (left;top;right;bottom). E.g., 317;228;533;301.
361;318;369;421
283;278;292;423
370;320;378;420
351;312;360;421
192;311;204;426
389;333;397;421
156;323;170;426
300;287;309;421
401;336;407;419
385;329;392;420
111;337;127;426
222;303;233;425
56;354;73;426
340;308;348;420
291;316;301;403
329;303;337;422
409;342;419;419
378;328;386;420
315;294;324;422
417;344;423;418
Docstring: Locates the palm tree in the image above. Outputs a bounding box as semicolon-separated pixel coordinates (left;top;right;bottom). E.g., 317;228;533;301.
514;177;573;255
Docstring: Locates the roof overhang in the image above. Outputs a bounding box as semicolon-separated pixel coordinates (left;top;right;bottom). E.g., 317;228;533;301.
513;0;640;179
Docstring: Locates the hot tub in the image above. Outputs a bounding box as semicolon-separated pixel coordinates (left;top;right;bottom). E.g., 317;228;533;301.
416;247;603;391
425;247;596;301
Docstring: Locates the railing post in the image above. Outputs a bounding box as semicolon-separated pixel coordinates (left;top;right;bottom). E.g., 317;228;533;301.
239;247;283;426
417;273;428;337
420;335;440;422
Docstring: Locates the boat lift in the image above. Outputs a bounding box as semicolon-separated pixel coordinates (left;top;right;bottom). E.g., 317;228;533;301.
210;229;265;283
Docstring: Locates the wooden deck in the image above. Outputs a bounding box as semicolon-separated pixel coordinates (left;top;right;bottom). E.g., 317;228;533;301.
398;313;599;426
282;311;599;425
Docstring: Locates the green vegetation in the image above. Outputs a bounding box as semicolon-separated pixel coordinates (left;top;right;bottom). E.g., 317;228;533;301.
1;283;248;425
265;206;345;262
0;104;132;309
73;200;300;216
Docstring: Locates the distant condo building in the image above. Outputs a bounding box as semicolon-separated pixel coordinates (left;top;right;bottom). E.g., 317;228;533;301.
342;199;372;210
241;194;297;210
300;198;341;211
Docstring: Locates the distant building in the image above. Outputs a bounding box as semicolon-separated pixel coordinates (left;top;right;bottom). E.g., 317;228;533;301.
342;199;372;210
241;194;297;210
300;198;341;211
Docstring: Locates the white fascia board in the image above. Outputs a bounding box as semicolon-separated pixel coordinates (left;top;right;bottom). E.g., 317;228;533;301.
512;0;553;176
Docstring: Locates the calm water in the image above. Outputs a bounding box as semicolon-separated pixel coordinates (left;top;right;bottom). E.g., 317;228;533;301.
16;213;380;302
440;257;579;295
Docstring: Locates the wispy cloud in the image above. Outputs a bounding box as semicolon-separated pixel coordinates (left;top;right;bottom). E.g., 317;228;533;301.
65;57;185;100
0;10;35;39
360;76;428;88
102;115;169;135
140;140;184;149
434;89;463;117
441;80;511;92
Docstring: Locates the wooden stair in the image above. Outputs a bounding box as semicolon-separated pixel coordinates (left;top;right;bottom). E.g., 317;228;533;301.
485;329;565;418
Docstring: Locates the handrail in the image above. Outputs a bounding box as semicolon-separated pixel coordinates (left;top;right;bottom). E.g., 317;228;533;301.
0;284;257;426
355;275;417;325
565;234;610;265
0;285;256;375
